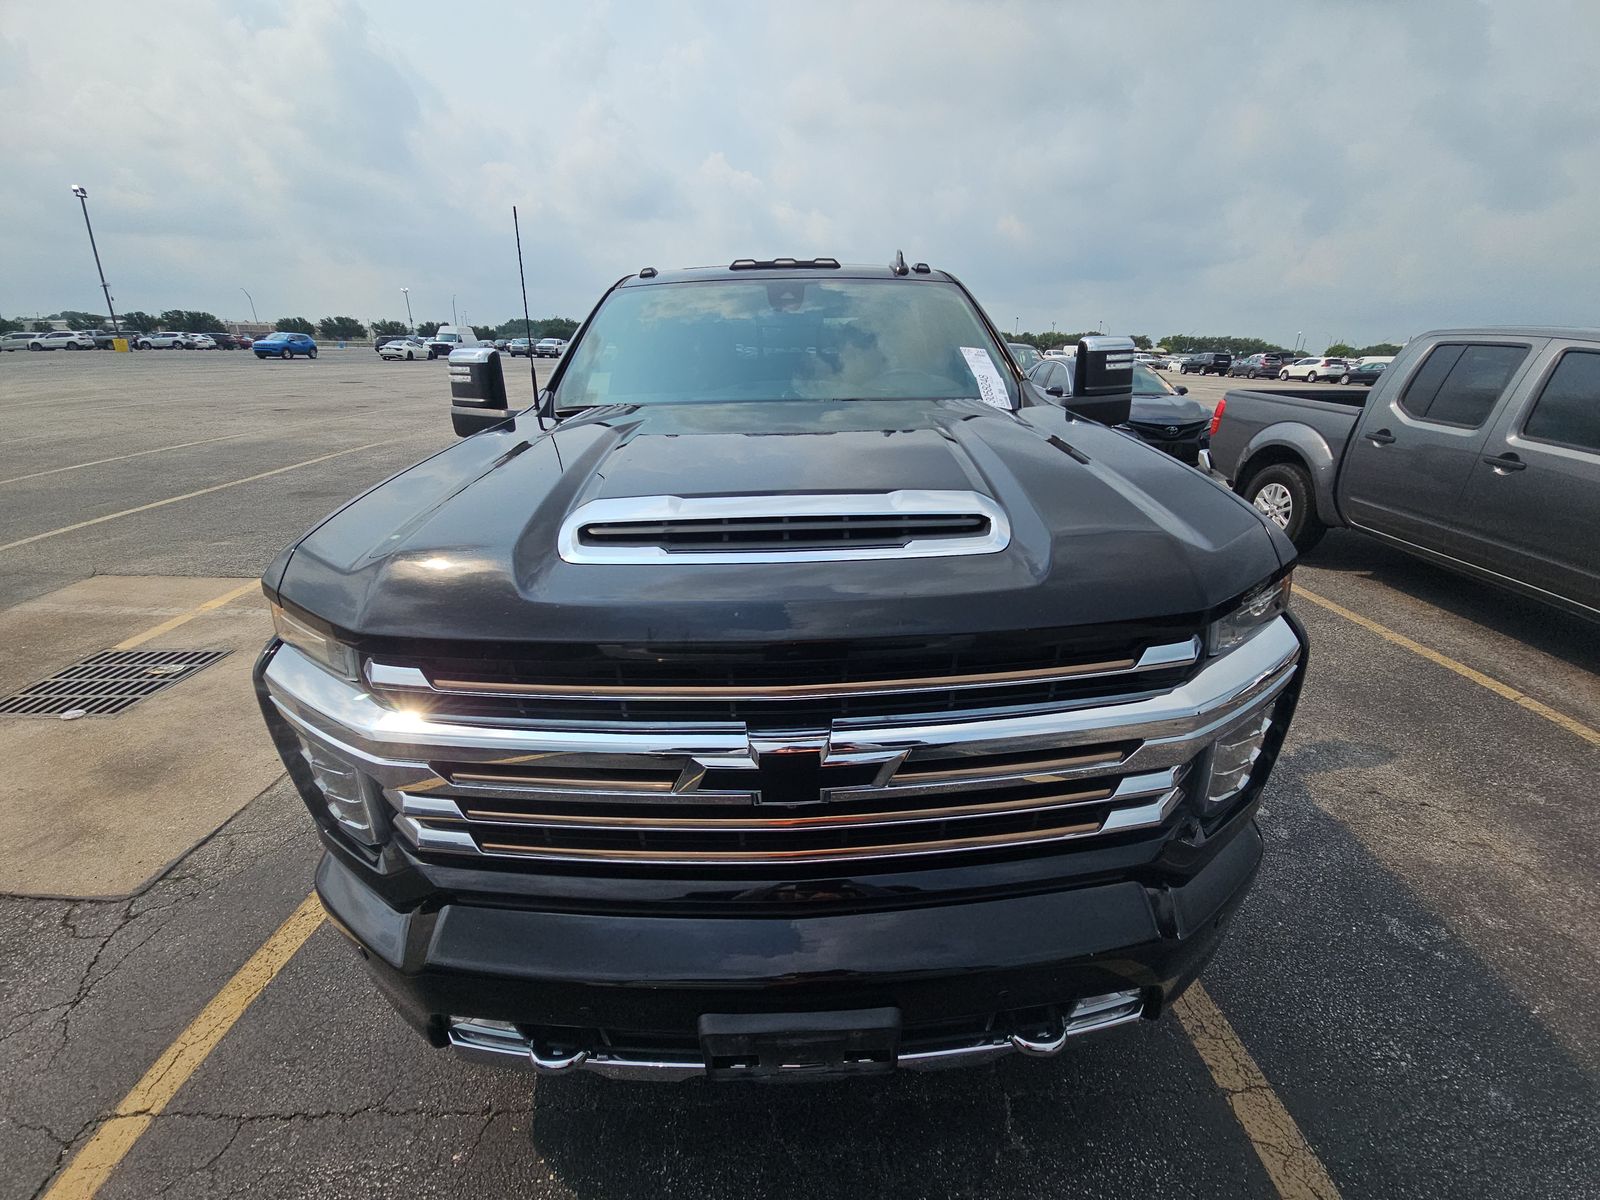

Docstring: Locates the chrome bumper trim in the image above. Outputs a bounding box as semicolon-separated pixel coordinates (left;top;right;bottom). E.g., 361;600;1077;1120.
445;989;1146;1080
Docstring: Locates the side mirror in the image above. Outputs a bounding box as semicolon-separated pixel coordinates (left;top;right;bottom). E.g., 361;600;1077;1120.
449;347;509;437
1067;335;1135;425
1176;385;1189;395
1046;385;1065;397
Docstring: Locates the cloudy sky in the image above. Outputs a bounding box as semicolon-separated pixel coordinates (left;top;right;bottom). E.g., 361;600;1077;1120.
4;0;1597;347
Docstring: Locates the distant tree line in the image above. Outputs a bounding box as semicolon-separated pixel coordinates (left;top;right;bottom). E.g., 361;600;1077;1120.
1160;334;1403;357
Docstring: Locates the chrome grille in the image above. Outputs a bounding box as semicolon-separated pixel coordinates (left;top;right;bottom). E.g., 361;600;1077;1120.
262;619;1303;873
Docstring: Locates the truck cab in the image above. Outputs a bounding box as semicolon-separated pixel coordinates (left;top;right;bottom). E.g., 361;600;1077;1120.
427;325;479;358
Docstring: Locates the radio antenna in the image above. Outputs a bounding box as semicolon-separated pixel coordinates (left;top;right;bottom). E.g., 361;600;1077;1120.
513;204;546;429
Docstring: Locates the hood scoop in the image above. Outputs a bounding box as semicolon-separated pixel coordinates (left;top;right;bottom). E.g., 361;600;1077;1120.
558;491;1010;565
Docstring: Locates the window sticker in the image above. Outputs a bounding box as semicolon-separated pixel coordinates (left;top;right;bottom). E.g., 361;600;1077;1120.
960;347;1012;410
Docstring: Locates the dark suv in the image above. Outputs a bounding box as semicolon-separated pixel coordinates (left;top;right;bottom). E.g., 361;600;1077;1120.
1228;353;1283;379
1180;351;1233;376
255;258;1306;1083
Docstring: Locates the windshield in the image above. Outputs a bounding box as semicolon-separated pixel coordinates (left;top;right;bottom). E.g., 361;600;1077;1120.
1009;343;1042;369
1132;363;1176;395
553;278;1019;409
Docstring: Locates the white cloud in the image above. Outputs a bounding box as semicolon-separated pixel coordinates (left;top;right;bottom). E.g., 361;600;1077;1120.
2;0;1597;346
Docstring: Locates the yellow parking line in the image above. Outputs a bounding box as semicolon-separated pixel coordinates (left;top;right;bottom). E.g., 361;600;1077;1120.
40;894;326;1200
1295;586;1599;747
0;432;257;486
0;436;419;554
112;581;263;651
1175;984;1342;1200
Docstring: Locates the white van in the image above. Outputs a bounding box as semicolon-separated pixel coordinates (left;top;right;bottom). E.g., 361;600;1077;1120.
428;325;480;356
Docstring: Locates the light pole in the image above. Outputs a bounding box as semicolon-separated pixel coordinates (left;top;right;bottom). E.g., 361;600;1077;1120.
69;185;118;333
401;287;414;333
451;294;458;326
239;287;257;323
1014;318;1019;334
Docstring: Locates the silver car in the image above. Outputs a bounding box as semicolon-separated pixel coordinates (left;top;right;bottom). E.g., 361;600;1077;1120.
136;332;193;349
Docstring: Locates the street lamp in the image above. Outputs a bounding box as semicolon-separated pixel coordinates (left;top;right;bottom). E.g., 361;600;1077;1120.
401;287;414;333
69;185;119;333
239;287;257;323
451;294;458;326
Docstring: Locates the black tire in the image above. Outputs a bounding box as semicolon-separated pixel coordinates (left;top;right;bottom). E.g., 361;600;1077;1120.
1278;369;1290;381
308;347;318;359
1340;373;1351;385
1243;462;1327;553
281;348;293;360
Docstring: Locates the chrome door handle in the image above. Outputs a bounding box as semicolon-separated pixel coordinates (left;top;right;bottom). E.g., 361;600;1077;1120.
1482;453;1527;473
1365;429;1396;445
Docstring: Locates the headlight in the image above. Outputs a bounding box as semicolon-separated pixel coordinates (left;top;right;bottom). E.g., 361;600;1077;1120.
297;736;385;846
271;602;360;681
1208;574;1292;657
1202;702;1276;812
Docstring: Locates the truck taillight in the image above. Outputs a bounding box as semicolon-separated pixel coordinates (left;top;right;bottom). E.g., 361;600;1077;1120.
1208;398;1226;439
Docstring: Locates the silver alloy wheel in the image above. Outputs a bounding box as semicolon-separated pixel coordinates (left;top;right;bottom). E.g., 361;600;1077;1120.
1253;482;1294;528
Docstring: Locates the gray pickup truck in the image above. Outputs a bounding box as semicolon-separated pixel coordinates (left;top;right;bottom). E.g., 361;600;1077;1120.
1211;327;1600;621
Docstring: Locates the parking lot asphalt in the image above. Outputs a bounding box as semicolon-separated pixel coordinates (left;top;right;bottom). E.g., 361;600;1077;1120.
1;349;1596;1199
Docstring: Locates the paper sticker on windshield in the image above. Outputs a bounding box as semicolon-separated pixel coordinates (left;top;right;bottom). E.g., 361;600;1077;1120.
960;347;1011;410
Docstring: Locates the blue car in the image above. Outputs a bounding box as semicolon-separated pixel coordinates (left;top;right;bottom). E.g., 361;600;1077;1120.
253;332;319;360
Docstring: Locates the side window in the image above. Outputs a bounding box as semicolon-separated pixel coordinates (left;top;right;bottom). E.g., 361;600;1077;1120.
1399;343;1528;428
1522;350;1600;454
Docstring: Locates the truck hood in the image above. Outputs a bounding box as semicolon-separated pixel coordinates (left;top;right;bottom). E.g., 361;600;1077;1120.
273;399;1285;645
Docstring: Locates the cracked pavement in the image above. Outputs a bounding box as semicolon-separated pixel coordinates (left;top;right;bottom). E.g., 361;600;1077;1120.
2;351;1597;1198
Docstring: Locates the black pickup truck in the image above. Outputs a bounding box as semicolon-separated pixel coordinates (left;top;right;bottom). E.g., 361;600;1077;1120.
255;259;1307;1081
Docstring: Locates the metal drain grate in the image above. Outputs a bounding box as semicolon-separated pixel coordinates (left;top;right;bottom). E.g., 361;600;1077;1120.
0;649;231;718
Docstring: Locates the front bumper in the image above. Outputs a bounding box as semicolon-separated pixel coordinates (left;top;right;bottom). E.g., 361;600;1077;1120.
316;813;1261;1079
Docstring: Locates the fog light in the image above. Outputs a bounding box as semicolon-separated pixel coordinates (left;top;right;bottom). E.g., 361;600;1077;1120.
1205;704;1275;810
299;738;382;844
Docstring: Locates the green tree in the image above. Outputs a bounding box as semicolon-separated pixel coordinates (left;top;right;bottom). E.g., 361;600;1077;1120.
1357;342;1402;356
1130;334;1153;350
1160;334;1294;356
317;315;367;340
0;315;22;335
415;320;441;338
276;316;316;336
1325;343;1357;357
32;320;54;332
120;311;156;332
370;319;409;337
54;309;104;328
159;309;222;332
